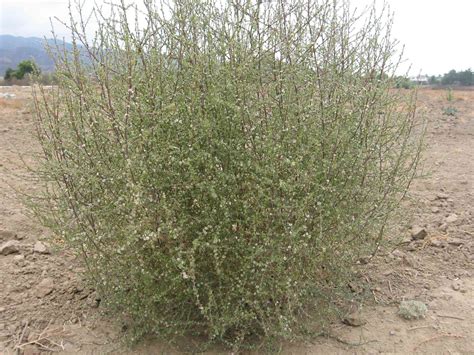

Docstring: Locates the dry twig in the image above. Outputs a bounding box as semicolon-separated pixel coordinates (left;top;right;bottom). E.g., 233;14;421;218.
413;333;465;351
325;333;378;347
14;319;69;352
436;314;465;321
407;325;437;331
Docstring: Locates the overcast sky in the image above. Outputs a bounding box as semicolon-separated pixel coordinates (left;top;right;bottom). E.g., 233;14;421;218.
1;0;473;75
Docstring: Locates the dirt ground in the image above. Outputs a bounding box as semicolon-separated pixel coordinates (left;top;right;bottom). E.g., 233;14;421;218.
0;86;473;354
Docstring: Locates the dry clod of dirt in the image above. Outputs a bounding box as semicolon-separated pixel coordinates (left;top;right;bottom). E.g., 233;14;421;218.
436;192;450;200
13;254;25;262
0;240;20;255
36;278;55;298
33;241;50;254
446;213;459;224
439;222;449;232
342;313;367;327
451;281;464;292
411;226;428;240
0;230;17;240
391;249;406;259
398;300;428;320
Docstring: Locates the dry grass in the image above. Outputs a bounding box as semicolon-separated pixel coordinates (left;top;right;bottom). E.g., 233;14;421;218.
0;98;26;110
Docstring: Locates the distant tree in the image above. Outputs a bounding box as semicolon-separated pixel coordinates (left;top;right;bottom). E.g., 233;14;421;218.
429;75;439;85
4;68;16;81
394;76;413;89
458;69;473;86
15;60;41;79
441;69;457;86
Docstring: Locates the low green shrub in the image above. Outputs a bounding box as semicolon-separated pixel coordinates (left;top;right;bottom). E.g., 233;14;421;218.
31;0;424;348
395;76;415;89
443;106;458;116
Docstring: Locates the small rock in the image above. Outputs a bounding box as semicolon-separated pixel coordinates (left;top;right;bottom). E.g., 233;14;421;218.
400;236;412;244
36;278;55;298
0;240;20;255
87;292;101;308
451;282;461;291
436;192;449;200
430;239;446;248
431;207;440;213
33;241;50;254
391;249;406;259
439;223;448;232
69;285;84;294
342;314;367;327
389;330;396;336
0;230;17;240
445;214;458;223
402;255;416;267
447;238;464;246
348;281;363;294
13;254;26;266
411;227;427;240
13;254;25;261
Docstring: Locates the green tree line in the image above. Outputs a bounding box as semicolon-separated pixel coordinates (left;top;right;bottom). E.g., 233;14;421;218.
3;60;40;81
430;68;473;86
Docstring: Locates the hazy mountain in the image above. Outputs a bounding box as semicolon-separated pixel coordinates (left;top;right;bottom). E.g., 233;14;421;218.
0;35;73;75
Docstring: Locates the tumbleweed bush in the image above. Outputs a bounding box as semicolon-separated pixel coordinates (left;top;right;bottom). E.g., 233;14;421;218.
32;0;423;347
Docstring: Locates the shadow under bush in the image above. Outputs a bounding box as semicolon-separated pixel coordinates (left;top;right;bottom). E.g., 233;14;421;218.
30;0;424;349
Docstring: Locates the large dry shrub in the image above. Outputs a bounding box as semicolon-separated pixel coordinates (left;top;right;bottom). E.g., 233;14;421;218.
32;0;423;348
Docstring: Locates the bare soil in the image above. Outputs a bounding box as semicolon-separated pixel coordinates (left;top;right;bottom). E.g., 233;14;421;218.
0;86;473;354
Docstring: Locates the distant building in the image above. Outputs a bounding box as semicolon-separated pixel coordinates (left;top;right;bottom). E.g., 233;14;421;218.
410;75;429;85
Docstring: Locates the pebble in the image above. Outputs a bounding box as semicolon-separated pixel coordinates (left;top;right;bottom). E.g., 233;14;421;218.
402;254;416;267
36;278;55;298
431;207;440;213
391;249;406;258
439;223;448;232
0;230;17;240
342;314;367;327
0;240;20;255
447;238;464;246
446;214;458;223
430;239;446;248
411;227;427;240
436;192;449;200
33;241;50;254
